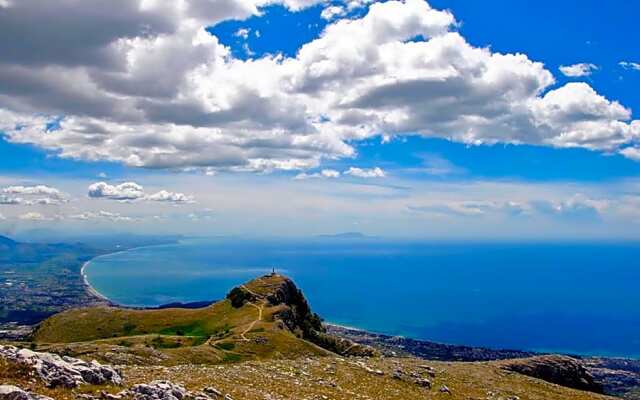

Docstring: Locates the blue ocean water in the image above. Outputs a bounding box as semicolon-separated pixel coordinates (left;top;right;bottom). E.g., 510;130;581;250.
85;238;640;358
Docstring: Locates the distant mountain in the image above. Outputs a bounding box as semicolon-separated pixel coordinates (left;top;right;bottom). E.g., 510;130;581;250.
317;232;367;239
0;235;17;249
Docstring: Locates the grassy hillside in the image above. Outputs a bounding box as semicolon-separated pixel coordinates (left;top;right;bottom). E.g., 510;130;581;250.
0;352;615;400
17;273;618;399
33;273;335;365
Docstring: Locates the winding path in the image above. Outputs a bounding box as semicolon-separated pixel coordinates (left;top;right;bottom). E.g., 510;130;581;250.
205;284;266;346
239;285;265;341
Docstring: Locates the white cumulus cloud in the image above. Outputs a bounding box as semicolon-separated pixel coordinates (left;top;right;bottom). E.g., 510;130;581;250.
146;190;195;204
559;63;598;77
320;5;345;20
294;169;341;180
0;0;638;172
620;147;640;161
88;182;194;204
345;167;386;178
0;185;68;205
88;182;145;201
619;61;640;71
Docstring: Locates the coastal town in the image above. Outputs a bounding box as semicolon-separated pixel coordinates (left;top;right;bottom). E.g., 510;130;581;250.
0;239;106;339
0;235;177;339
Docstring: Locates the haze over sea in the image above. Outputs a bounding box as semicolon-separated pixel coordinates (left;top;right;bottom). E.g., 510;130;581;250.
85;238;640;359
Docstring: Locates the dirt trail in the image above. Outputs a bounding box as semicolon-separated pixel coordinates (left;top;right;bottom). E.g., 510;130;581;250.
240;302;263;341
206;284;266;345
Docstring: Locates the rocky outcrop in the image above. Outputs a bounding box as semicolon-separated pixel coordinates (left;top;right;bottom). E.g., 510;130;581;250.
307;330;378;357
582;357;640;398
226;287;255;308
0;345;122;388
0;385;52;400
252;275;378;357
75;381;218;400
502;355;603;394
123;380;214;400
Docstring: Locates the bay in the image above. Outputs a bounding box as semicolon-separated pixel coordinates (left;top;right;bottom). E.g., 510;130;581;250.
85;238;640;358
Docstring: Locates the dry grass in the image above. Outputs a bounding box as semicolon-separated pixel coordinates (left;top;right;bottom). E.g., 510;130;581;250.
21;274;619;399
120;356;616;400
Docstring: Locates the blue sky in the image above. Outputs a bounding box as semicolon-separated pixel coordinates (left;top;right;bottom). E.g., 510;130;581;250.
1;0;639;239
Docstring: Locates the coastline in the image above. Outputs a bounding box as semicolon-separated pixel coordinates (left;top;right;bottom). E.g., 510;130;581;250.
81;260;111;303
80;242;178;306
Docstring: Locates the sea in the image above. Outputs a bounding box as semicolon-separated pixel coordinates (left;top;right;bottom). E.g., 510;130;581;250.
84;237;640;358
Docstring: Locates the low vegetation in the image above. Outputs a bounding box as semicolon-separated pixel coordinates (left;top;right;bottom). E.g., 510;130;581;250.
1;273;619;399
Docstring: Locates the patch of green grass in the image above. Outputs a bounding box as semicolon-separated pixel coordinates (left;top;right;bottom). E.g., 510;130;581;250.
159;321;208;337
222;353;242;363
215;341;236;351
150;336;182;349
249;327;265;333
123;322;137;335
191;336;208;346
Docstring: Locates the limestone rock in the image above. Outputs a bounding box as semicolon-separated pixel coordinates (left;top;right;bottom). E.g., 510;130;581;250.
502;355;603;394
0;345;122;389
120;380;214;400
0;385;53;400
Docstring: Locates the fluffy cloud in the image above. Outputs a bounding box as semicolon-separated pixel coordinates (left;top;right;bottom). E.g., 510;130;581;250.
345;167;386;178
0;194;21;205
559;63;598;77
1;0;639;172
320;5;345;20
18;212;49;221
294;169;341;179
295;167;385;179
620;147;640;161
0;212;5;220
2;185;65;198
88;182;145;201
0;185;68;205
619;61;640;71
68;210;135;222
88;182;194;203
146;190;195;203
547;194;609;216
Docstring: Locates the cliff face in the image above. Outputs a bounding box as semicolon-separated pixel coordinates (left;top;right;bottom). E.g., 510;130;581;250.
502;355;604;394
228;273;377;357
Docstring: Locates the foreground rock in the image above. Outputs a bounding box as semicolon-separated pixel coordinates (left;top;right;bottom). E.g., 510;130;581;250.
0;385;53;400
501;355;603;394
121;380;215;400
0;345;122;388
76;381;218;400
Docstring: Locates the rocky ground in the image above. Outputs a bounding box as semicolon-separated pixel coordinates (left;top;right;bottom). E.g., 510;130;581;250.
326;325;640;399
2;273;638;400
0;344;618;400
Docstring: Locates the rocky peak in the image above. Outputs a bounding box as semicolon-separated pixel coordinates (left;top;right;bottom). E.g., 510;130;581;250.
226;274;377;358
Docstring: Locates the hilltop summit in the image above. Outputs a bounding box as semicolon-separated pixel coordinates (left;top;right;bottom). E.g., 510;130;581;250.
33;273;374;364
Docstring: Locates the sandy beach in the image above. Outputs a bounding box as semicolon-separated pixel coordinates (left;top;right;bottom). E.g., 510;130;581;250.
81;260;112;303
